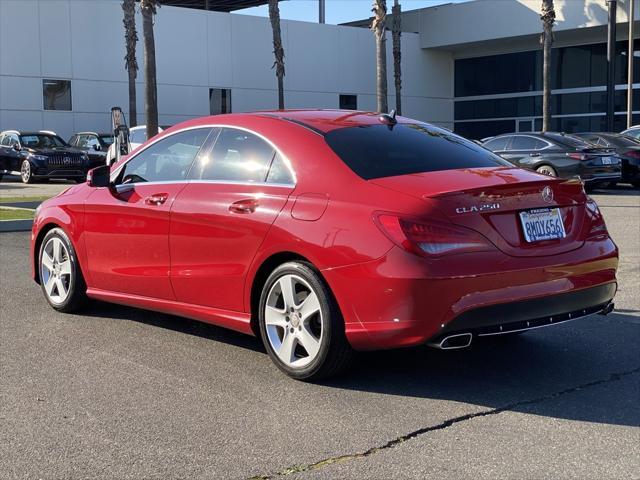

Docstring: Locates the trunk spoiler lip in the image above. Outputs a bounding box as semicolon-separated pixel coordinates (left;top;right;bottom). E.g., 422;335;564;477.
424;176;581;199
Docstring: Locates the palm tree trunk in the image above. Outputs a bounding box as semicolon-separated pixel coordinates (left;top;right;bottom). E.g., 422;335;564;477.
141;0;159;139
269;0;285;110
541;0;555;132
392;0;402;115
122;0;138;127
371;0;388;113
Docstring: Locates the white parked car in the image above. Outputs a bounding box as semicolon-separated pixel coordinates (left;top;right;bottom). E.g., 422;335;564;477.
105;125;164;165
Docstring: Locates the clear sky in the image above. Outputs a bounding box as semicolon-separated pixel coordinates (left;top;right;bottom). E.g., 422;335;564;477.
234;0;463;25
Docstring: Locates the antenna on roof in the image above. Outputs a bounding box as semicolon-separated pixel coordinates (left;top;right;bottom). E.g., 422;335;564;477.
379;109;397;127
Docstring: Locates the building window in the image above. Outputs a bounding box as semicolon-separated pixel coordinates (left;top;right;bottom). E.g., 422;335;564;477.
339;94;357;110
210;88;231;115
43;79;72;111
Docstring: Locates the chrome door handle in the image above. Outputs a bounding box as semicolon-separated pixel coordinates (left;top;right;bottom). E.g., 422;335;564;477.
229;198;259;214
145;193;168;205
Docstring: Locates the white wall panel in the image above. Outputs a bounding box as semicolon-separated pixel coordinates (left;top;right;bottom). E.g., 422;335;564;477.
42;111;75;139
0;110;43;133
155;5;208;86
157;84;209;117
73;80;128;115
0;76;42;110
39;0;72;79
1;0;41;77
207;12;233;88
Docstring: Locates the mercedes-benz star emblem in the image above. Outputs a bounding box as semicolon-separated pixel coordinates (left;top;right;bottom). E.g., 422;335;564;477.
63;157;70;165
541;186;554;203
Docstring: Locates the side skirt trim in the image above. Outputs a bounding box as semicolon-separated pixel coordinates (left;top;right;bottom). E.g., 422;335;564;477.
86;288;254;336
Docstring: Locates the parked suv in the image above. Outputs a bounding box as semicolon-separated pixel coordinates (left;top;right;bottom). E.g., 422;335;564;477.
482;132;621;188
574;132;640;188
68;132;113;168
0;130;89;183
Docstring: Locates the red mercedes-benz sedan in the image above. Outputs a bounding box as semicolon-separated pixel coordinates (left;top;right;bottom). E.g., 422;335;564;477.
30;110;618;380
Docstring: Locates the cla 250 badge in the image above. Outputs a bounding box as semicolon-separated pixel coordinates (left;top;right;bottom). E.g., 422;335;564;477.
455;203;501;214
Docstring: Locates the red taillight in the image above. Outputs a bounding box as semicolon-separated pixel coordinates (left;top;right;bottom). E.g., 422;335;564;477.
566;152;593;161
585;198;608;238
375;214;494;257
624;150;640;159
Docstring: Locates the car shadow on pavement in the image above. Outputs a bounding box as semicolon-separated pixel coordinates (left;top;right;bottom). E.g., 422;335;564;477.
81;301;639;427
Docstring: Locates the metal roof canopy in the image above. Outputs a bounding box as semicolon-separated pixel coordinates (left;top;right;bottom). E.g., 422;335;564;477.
159;0;271;12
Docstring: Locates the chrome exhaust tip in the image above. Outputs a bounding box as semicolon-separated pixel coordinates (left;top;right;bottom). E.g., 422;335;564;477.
428;332;473;350
598;302;615;316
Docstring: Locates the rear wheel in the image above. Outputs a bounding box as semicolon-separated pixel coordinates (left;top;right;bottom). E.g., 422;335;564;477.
258;262;353;380
20;160;34;184
535;165;557;177
38;228;88;313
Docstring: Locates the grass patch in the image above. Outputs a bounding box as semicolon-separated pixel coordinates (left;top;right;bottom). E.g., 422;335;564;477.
0;195;51;204
0;208;35;221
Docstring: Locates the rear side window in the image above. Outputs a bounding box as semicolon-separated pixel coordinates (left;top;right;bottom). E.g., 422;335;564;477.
198;128;276;183
324;124;510;180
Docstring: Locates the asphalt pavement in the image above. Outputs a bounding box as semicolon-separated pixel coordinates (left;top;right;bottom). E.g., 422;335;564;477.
0;187;638;479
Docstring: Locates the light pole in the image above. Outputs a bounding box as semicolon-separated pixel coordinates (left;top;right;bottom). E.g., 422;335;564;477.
319;0;325;23
607;0;618;131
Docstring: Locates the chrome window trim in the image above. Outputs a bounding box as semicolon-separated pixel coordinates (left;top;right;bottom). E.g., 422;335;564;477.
114;179;295;194
110;123;297;186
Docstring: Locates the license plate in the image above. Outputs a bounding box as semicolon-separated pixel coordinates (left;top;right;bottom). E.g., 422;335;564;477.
601;157;613;165
519;208;566;243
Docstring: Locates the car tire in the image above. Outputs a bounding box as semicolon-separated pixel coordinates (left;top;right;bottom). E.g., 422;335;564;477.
38;228;88;313
20;160;35;184
535;165;557;177
258;261;354;381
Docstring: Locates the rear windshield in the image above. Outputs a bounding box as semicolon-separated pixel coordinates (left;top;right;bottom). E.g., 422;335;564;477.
545;133;595;149
324;123;510;180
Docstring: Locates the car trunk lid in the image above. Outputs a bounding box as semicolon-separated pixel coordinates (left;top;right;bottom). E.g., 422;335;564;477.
370;167;588;257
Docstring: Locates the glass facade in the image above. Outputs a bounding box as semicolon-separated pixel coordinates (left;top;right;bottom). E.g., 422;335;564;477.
454;40;640;139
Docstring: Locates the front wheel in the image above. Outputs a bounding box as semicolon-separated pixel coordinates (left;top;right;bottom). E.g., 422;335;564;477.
258;262;354;381
535;165;557;177
20;160;34;184
39;228;88;312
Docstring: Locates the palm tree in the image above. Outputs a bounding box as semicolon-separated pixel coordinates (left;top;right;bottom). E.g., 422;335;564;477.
141;0;159;138
122;0;138;127
541;0;555;132
371;0;388;113
268;0;285;109
391;0;402;115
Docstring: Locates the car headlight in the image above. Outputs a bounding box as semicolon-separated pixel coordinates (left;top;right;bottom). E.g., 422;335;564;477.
30;154;48;161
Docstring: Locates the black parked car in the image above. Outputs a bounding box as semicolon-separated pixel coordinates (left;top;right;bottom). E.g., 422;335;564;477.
482;132;622;189
573;132;640;188
68;131;113;168
0;130;89;183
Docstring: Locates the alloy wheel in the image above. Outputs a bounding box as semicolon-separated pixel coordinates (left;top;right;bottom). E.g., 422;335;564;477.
536;165;556;177
20;161;31;183
40;237;72;305
264;274;324;369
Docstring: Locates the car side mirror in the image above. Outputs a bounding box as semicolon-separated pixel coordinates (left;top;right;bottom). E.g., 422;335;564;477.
12;143;21;152
93;144;101;151
87;165;111;187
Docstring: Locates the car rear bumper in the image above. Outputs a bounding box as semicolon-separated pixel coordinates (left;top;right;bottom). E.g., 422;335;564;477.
323;237;618;351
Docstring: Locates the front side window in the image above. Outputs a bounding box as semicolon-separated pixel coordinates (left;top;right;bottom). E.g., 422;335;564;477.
483;137;509;151
325;123;510;180
130;128;147;145
118;128;212;184
43;79;72;111
195;128;276;183
510;136;547;151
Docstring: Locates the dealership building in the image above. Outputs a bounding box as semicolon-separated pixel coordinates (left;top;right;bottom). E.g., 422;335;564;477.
0;0;638;140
